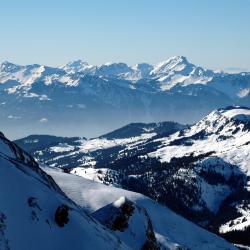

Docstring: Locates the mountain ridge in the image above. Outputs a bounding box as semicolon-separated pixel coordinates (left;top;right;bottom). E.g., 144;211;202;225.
0;129;236;249
1;56;250;138
15;106;250;247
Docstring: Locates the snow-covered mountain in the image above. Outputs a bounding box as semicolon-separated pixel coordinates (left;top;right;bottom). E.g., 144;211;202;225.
149;56;214;89
0;130;236;249
0;132;131;250
15;121;185;170
42;166;236;250
16;106;250;247
61;60;153;81
1;56;249;138
60;56;215;85
60;60;94;74
0;61;67;85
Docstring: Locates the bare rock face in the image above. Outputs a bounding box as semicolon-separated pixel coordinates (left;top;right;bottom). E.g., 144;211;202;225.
55;205;70;227
0;212;10;250
93;196;160;250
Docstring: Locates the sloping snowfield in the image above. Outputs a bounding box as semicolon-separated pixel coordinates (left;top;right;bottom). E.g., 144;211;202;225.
44;166;236;250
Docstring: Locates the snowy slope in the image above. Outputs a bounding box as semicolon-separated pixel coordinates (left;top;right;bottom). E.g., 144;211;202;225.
148;106;250;176
43;166;236;250
0;61;67;85
15;121;185;170
86;106;249;246
0;132;129;250
16;106;250;246
60;60;94;74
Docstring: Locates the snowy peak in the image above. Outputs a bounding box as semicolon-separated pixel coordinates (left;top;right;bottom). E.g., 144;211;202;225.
132;63;153;72
219;106;250;122
194;106;250;135
95;62;131;77
150;56;215;90
0;131;37;167
92;196;160;249
62;59;89;68
125;63;153;80
0;61;67;85
61;61;134;79
151;55;190;75
60;60;93;74
0;61;22;73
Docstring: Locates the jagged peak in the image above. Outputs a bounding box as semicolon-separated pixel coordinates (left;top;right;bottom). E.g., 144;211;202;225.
155;56;189;68
132;63;153;71
157;55;189;67
151;55;194;76
1;60;16;66
0;60;22;72
60;60;93;74
167;55;188;63
100;62;129;68
63;59;90;67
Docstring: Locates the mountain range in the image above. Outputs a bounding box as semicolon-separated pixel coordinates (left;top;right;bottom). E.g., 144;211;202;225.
16;106;250;248
0;129;236;250
1;56;250;138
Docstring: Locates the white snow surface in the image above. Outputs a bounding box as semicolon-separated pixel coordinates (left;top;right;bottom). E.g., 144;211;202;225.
43;166;236;250
144;107;250;212
46;132;156;168
223;108;250;121
70;167;109;183
0;134;129;250
148;107;250;176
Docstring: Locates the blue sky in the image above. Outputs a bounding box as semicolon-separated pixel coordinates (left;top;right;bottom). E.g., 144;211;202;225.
0;0;249;71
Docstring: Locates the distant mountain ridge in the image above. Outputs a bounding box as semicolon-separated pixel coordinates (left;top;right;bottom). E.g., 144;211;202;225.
0;56;218;85
1;56;250;138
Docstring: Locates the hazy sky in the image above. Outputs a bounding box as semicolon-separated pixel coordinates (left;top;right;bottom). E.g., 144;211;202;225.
0;0;249;71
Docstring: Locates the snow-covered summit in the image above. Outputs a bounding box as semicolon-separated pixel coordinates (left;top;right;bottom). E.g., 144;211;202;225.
150;55;215;90
95;62;132;77
189;106;250;137
220;106;250;122
0;62;66;85
60;60;94;74
151;55;189;75
132;63;153;72
122;63;153;81
0;60;22;73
